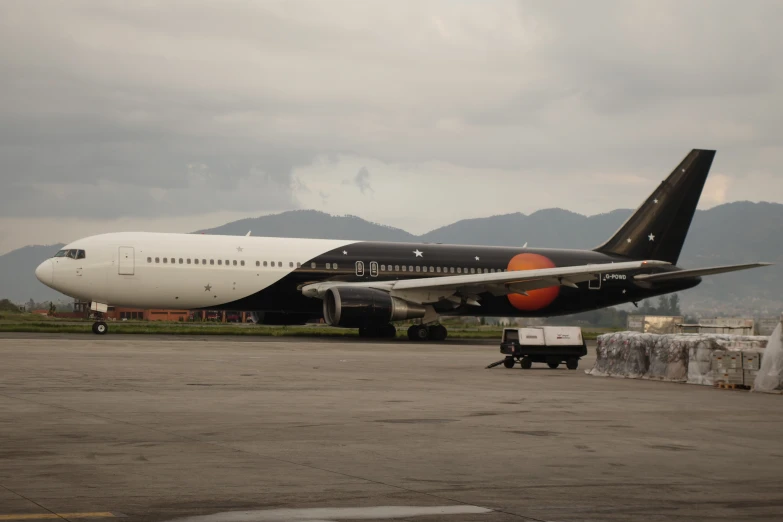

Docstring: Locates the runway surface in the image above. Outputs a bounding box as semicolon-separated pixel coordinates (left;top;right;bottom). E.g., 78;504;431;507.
1;335;782;522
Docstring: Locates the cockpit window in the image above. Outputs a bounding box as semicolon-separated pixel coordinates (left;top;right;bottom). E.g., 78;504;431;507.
53;249;86;259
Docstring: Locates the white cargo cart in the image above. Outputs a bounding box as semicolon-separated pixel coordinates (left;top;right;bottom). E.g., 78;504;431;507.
499;327;587;370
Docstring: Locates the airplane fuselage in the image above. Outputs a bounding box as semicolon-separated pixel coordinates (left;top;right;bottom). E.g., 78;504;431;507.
35;232;699;321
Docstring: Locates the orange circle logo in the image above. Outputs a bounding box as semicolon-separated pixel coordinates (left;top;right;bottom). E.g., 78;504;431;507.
506;253;560;311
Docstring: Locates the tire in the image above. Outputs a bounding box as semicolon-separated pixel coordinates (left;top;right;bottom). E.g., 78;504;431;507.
547;362;559;369
383;324;397;338
520;357;532;369
408;324;429;341
503;357;515;369
428;325;447;341
566;358;579;370
93;321;108;335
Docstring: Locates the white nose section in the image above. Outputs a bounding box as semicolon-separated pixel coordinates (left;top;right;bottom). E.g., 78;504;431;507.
35;259;53;287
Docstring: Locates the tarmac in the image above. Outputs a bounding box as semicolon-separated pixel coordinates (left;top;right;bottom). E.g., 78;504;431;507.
1;334;782;522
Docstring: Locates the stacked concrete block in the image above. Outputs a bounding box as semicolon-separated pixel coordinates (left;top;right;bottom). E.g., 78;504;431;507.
743;352;762;387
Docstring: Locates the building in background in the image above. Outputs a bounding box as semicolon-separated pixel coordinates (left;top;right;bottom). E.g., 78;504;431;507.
627;315;684;334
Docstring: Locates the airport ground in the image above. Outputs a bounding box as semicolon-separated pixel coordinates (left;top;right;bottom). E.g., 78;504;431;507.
0;334;781;522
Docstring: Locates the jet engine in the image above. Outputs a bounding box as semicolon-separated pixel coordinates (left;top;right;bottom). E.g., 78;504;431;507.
323;287;426;327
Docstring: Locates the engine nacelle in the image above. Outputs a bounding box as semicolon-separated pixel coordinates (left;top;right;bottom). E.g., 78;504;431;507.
323;287;426;327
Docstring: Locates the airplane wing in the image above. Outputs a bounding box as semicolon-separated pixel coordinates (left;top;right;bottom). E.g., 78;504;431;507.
633;262;773;286
302;260;669;305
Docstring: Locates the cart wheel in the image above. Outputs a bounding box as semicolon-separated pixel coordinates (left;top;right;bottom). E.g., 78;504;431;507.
566;358;579;370
547;362;559;369
503;357;515;369
520;357;532;369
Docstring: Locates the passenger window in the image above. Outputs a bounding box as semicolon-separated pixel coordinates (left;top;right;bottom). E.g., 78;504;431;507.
278;262;282;267
210;260;214;265
233;260;237;266
402;265;407;272
380;265;386;271
163;258;168;264
147;257;152;263
263;261;268;267
416;266;421;272
408;266;413;272
179;258;183;264
457;267;461;273
311;262;316;269
225;260;229;266
470;268;475;274
202;259;206;265
256;261;260;266
394;265;400;271
289;262;294;268
296;262;301;268
187;259;191;264
429;266;434;272
155;257;160;263
218;260;222;265
195;259;199;265
241;260;245;266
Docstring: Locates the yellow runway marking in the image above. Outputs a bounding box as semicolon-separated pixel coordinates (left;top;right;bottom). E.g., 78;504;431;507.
0;513;115;521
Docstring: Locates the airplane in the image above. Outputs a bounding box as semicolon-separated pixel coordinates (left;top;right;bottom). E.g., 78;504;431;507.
35;149;771;340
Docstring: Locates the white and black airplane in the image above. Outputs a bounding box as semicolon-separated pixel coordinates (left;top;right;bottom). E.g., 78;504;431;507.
35;149;771;340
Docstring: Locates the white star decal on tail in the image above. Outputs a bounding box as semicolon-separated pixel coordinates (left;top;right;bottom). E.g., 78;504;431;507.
413;249;423;258
653;198;659;204
648;233;655;242
627;238;632;243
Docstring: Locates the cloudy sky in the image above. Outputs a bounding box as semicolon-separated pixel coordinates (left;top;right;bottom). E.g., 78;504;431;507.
1;0;782;254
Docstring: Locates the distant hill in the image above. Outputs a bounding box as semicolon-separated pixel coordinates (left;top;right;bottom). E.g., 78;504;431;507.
195;210;418;242
0;244;65;303
2;203;781;315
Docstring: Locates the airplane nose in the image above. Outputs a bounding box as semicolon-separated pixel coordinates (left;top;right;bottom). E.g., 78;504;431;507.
35;260;53;287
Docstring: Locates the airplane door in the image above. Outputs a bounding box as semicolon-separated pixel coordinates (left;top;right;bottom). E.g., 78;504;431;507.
589;274;601;290
370;261;379;277
355;261;365;277
118;247;135;275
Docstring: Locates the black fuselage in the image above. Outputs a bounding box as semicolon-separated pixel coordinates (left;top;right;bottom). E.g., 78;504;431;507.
219;241;700;319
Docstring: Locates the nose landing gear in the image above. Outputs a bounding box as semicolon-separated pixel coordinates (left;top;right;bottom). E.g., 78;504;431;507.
91;312;108;335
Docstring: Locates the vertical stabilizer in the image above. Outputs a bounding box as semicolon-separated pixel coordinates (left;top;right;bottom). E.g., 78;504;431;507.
594;149;715;264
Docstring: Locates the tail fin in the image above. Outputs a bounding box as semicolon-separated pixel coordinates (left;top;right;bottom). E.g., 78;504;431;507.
594;149;715;264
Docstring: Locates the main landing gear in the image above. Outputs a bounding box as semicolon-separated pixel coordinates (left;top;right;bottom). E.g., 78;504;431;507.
406;324;448;342
91;313;108;335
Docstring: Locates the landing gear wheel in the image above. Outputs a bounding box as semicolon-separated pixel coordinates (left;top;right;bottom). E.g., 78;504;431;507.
503;356;515;369
547;362;560;369
92;321;108;335
566;358;579;370
407;324;429;341
428;324;448;341
382;324;397;338
520;357;532;370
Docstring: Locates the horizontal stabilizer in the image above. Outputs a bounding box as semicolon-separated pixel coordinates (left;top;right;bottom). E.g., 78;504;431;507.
634;262;772;285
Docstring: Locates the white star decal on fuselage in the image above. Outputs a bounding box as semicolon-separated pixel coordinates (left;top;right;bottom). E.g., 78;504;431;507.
236;246;243;252
475;256;480;261
342;250;347;255
648;233;655;242
413;249;423;257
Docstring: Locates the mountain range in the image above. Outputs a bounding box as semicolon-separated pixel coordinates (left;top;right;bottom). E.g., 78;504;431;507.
3;202;781;316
